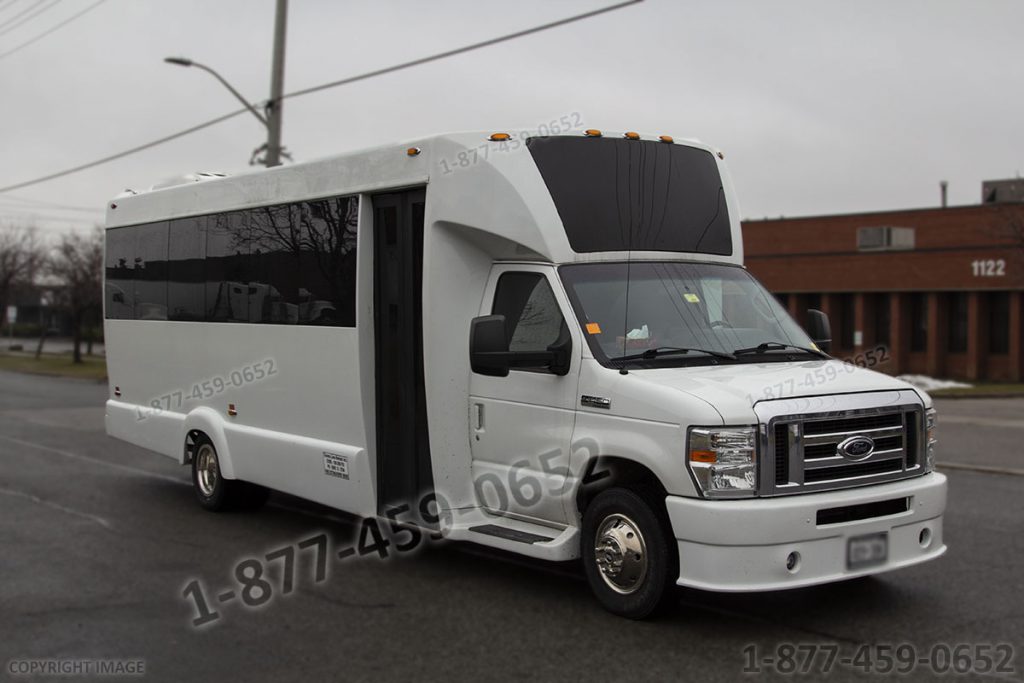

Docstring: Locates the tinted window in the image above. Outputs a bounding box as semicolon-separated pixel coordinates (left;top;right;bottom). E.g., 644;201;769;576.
250;204;301;324
206;212;253;322
527;136;731;255
492;272;566;353
167;217;206;321
293;197;358;326
133;222;168;320
102;194;358;326
104;227;134;319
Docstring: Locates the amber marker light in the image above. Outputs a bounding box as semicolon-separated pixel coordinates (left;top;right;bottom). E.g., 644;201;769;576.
584;129;602;137
489;132;510;141
623;132;640;140
689;449;716;464
406;147;421;156
659;135;674;143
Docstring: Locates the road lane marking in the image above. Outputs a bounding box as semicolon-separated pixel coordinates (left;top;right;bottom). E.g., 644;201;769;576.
0;485;113;530
0;433;183;484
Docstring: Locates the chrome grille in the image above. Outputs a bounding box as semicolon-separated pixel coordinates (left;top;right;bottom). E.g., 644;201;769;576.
756;391;927;496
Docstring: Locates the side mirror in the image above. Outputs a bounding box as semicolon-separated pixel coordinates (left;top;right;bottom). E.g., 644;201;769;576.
806;309;832;354
470;315;511;377
469;315;573;377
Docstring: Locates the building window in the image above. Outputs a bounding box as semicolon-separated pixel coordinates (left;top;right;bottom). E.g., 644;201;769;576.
873;293;890;347
857;226;915;251
774;292;789;310
989;292;1010;354
909;293;928;352
837;293;855;349
948;292;969;353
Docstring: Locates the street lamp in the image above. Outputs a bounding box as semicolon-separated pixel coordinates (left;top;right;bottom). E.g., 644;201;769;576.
163;57;268;128
164;55;289;166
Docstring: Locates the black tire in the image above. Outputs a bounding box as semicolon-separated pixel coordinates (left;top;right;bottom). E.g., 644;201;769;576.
190;434;269;512
582;487;677;619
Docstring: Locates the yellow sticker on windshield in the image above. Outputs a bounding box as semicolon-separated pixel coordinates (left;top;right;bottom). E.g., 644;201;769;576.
684;293;701;303
586;322;602;334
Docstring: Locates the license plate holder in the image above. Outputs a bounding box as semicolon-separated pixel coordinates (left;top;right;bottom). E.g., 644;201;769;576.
847;532;888;570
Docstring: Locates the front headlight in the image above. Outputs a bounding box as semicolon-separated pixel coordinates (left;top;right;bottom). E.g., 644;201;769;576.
687;426;758;498
925;408;937;472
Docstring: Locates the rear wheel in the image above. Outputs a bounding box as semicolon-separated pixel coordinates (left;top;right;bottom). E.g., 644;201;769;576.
582;487;676;619
190;434;269;512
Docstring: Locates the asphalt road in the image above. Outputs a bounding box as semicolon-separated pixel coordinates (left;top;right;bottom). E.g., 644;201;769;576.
1;370;1021;682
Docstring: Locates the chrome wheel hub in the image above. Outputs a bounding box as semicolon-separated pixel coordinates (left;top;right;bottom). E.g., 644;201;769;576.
594;513;648;594
196;444;219;497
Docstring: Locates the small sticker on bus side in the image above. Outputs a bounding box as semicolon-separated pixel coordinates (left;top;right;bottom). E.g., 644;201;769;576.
684;293;701;303
323;452;349;479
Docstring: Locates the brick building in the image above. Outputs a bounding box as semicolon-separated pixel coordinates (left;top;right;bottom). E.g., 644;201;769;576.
742;195;1024;382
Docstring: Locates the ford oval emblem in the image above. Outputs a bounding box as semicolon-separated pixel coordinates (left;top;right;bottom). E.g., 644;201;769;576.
837;435;875;461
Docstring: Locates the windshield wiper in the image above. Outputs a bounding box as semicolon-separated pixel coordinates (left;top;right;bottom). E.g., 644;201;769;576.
732;341;829;359
610;346;737;364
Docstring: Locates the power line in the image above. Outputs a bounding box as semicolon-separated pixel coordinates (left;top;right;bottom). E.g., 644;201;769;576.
0;194;104;212
0;108;248;193
0;0;107;61
0;0;60;38
283;0;642;101
0;0;642;195
0;200;102;214
0;209;99;224
0;0;43;31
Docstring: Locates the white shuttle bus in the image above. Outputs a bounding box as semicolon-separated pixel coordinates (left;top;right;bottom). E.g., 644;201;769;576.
104;130;946;618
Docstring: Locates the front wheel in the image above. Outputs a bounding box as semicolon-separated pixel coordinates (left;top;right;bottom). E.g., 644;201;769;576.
582;487;677;619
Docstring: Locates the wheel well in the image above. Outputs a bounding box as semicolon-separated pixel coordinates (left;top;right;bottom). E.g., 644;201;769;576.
183;429;207;464
575;456;668;519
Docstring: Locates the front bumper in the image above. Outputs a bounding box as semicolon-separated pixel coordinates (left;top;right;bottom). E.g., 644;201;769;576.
665;472;947;592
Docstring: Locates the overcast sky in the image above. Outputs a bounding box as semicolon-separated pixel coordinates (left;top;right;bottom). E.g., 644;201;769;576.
1;0;1021;234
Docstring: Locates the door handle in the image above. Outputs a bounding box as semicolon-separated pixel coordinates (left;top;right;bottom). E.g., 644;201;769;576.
474;403;485;431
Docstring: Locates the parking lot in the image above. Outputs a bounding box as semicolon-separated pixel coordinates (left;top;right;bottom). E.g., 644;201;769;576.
1;369;1021;682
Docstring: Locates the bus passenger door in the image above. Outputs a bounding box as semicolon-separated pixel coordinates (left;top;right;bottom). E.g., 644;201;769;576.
468;265;579;525
372;190;433;517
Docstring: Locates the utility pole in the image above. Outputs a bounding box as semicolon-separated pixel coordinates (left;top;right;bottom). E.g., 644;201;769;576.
264;0;288;167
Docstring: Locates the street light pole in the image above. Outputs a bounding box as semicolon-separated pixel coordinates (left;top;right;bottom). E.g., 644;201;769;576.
264;0;288;168
164;0;288;168
163;57;268;128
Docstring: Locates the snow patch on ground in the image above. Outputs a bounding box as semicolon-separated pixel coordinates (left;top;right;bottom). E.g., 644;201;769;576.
898;374;972;391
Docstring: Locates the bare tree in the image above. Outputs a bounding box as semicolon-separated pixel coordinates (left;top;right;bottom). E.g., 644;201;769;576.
0;224;43;334
48;227;103;363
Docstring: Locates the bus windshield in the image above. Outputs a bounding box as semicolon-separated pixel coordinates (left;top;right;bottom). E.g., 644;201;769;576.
559;261;817;366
